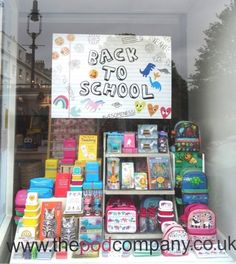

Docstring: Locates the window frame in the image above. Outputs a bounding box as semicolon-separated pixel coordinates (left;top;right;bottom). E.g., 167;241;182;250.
0;0;17;252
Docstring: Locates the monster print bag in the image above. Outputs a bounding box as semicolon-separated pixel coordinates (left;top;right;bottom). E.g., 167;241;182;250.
174;121;200;152
181;170;208;204
106;196;137;233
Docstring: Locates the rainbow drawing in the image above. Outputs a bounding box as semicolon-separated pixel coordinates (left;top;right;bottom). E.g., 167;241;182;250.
53;95;69;109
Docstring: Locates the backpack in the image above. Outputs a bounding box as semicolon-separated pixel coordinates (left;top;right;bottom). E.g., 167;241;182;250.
180;204;217;245
181;170;208;205
174;121;200;152
161;221;189;256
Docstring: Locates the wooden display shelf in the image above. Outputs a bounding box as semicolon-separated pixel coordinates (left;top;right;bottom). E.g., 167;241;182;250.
104;231;162;240
104;189;175;195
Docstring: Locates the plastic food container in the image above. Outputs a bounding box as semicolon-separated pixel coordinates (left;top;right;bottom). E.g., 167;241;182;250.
158;200;173;215
23;214;40;226
19;226;39;240
158;213;174;224
72;175;83;181
24;206;40;217
15;210;24;217
158;209;173;216
25;203;39;211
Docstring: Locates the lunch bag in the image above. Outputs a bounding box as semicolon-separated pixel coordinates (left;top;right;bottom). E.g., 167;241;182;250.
181;170;208;204
106;196;137;233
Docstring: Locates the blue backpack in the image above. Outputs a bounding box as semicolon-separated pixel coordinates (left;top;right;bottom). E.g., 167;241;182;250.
181;170;208;204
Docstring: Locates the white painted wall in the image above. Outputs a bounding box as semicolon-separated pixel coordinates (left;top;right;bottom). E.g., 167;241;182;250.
187;0;236;260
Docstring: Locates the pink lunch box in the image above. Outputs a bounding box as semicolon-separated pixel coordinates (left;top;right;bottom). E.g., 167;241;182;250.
63;139;77;159
15;189;27;208
15;207;25;213
61;158;75;165
106;196;137;233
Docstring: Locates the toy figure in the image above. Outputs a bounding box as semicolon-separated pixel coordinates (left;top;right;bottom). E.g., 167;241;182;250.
93;197;102;216
107;159;120;189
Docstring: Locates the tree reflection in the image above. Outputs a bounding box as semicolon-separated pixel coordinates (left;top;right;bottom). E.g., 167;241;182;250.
189;1;236;90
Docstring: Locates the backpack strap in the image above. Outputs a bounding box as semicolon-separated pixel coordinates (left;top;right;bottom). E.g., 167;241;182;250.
161;221;180;233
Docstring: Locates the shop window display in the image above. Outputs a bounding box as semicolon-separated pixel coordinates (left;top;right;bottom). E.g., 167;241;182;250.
6;1;236;262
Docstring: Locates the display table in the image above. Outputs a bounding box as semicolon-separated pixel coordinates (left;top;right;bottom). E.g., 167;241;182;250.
10;245;235;264
10;212;235;264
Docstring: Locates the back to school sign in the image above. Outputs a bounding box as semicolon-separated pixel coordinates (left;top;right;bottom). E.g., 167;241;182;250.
51;34;172;119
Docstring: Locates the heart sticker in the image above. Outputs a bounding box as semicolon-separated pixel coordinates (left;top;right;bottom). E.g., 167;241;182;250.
29;195;35;201
160;107;171;119
135;101;146;113
148;104;159;116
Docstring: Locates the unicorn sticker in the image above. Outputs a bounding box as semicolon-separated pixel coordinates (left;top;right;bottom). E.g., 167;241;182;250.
81;99;105;112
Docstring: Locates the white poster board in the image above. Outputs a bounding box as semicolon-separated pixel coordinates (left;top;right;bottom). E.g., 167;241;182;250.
51;34;172;119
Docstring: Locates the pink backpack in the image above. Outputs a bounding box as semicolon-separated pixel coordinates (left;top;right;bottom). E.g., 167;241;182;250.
106;196;137;233
161;221;189;256
180;204;217;244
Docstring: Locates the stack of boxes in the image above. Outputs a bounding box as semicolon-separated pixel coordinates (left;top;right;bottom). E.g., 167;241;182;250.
78;216;103;257
83;161;103;216
137;124;158;153
70;166;84;191
84;161;100;183
14;189;27;225
28;178;54;198
20;192;40;240
60;138;77;174
45;159;58;179
157;200;174;227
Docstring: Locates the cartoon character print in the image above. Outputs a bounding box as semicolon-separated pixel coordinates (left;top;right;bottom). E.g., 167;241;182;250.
42;209;57;239
191;212;214;229
139;63;155;77
201;212;213;229
149;76;162;91
61;217;76;243
168;230;188;254
191;214;201;228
